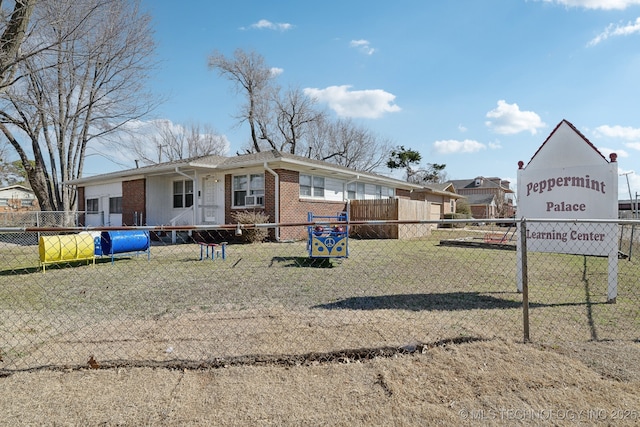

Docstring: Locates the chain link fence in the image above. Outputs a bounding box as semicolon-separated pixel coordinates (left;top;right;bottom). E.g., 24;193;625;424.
1;218;639;374
0;211;88;228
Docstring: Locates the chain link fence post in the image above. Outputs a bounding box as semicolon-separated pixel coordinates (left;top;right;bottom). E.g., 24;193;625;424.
520;219;530;343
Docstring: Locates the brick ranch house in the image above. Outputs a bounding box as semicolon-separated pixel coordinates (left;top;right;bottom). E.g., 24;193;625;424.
0;184;39;212
65;150;460;241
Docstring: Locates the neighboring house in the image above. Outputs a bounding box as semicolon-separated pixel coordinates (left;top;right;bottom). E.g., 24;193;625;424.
464;193;498;219
447;176;516;220
0;184;39;212
619;199;639;219
65;150;460;241
410;182;465;218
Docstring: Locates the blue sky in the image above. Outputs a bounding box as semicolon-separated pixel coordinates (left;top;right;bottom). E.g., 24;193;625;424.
90;0;640;200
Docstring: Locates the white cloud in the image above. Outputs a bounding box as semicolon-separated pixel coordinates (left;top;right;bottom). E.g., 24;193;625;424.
625;142;640;151
485;100;546;135
542;0;640;10
594;124;640;140
588;17;640;46
350;39;376;55
242;19;294;31
270;67;284;77
488;141;502;150
433;139;486;154
303;85;401;118
458;124;467;132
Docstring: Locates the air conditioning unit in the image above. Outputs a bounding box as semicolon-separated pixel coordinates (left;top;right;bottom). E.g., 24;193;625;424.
245;195;257;206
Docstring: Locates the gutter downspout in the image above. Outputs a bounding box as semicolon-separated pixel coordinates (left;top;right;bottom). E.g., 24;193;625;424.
175;167;197;244
264;163;280;241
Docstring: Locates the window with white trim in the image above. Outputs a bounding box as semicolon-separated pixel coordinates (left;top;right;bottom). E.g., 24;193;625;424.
233;173;264;207
300;174;325;198
347;182;365;200
375;185;382;199
86;198;99;213
173;180;193;208
375;185;394;199
109;197;122;214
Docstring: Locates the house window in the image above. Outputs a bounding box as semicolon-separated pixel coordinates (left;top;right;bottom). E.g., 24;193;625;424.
22;199;34;207
300;174;325;198
233;173;264;207
373;186;394;199
0;198;7;206
86;198;99;213
109;197;122;214
173;180;194;208
450;199;455;213
347;182;365;200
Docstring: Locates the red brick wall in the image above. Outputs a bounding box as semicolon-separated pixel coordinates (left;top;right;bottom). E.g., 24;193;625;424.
471;205;495;219
77;187;85;211
277;169;346;240
264;171;276;223
77;187;86;225
224;169;346;241
122;179;146;225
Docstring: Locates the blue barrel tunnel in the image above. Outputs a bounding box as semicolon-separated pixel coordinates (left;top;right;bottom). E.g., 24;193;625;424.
96;230;151;263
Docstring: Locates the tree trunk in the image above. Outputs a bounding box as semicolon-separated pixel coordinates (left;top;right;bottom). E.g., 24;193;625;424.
0;0;36;91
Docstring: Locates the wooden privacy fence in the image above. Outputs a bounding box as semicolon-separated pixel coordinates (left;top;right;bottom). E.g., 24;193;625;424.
349;198;437;239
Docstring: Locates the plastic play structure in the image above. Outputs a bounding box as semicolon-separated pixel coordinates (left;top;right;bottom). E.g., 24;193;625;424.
38;230;151;271
95;230;151;264
307;211;349;258
39;232;96;272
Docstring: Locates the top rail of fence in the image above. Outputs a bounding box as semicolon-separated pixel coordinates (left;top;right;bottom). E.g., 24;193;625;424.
2;217;640;234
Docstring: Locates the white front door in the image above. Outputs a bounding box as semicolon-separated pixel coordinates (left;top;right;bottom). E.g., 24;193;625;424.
201;175;224;224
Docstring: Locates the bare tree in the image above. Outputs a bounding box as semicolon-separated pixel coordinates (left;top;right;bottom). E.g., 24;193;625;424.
0;0;157;212
208;48;392;172
272;86;324;154
250;85;325;155
0;0;36;92
208;49;275;153
309;118;392;172
132;120;228;165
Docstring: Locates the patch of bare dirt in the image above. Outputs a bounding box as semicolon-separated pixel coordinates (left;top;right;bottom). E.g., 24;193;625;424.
1;338;639;426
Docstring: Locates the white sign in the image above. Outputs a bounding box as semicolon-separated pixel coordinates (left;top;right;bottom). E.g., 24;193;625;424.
516;120;618;301
517;163;617;256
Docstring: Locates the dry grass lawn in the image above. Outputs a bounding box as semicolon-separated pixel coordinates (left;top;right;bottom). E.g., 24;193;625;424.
2;339;640;426
2;227;640;425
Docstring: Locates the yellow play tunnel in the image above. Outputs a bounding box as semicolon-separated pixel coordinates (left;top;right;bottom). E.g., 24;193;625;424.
39;233;95;270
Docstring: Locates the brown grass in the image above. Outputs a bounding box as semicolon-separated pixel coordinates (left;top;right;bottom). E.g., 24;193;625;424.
2;339;640;426
2;227;640;425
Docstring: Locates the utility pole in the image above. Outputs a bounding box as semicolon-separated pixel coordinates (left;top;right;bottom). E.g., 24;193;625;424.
620;171;635;260
619;171;634;215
